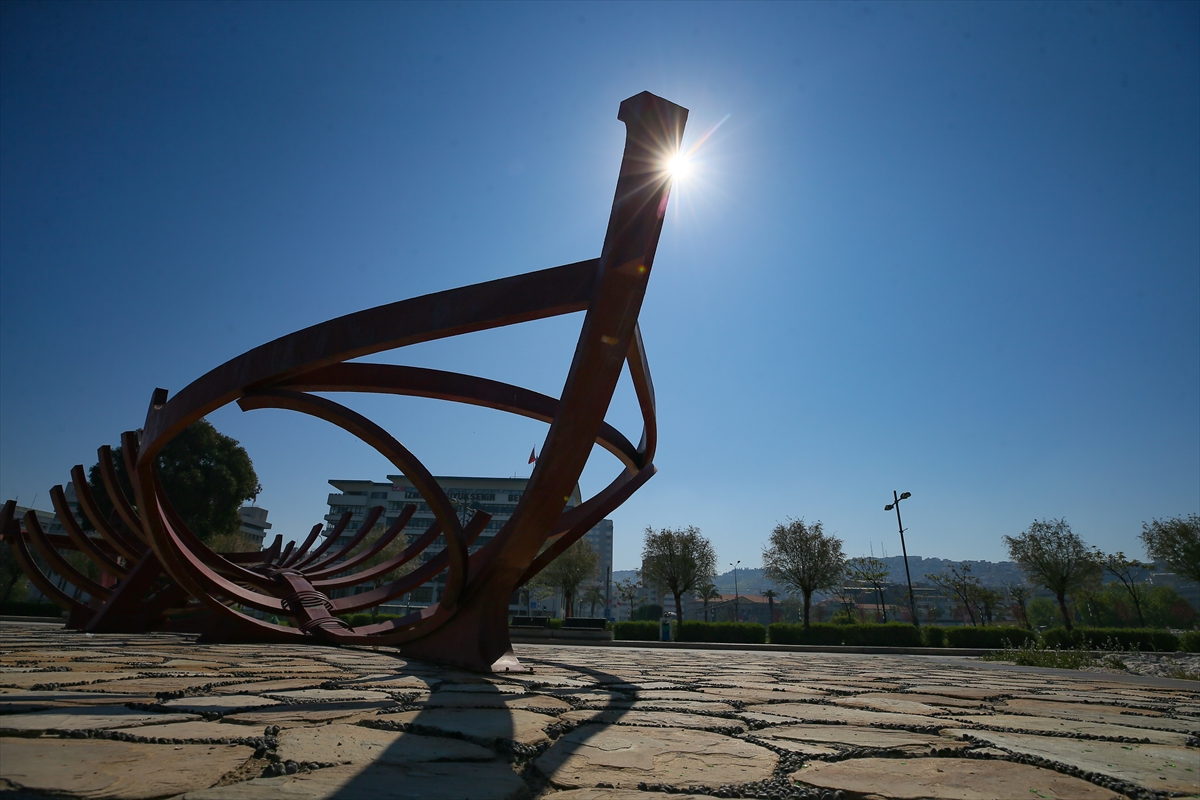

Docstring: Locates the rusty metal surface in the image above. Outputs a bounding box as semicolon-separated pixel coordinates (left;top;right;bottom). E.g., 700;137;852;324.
1;92;687;671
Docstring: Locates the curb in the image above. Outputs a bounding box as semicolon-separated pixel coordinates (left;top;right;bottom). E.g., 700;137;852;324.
514;639;1000;656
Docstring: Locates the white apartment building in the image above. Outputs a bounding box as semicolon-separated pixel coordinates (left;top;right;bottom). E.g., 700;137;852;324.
323;475;614;616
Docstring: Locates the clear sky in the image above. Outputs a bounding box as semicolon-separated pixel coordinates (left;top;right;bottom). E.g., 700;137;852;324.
2;1;1197;572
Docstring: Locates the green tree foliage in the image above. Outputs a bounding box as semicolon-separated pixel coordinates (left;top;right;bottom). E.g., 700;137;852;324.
762;518;844;629
694;582;720;622
85;420;261;544
845;556;891;623
1004;519;1101;631
615;577;641;619
1027;596;1060;629
0;541;29;602
1074;582;1197;629
640;526;717;622
531;539;598;618
580;584;606;617
631;603;662;621
1140;514;1200;586
1006;583;1032;629
1098;551;1149;627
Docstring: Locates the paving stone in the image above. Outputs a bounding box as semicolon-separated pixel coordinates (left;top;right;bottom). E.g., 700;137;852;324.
262;688;393;703
996;699;1199;733
0;689;158;709
0;736;252;799
0;670;142;689
0;705;201;732
835;695;952;716
419;691;572;711
858;691;988;709
790;756;1122;799
943;728;1200;794
338;674;442;690
902;685;1008;700
276;722;495;765
742;702;943;728
222;700;395;726
949;713;1191;745
377;708;557;745
561;709;747;732
753;723;970;755
212;678;325;695
696;686;823;704
602;699;736;713
533;725;776;789
548;792;711;800
175;761;528;799
62;676;233;694
436;682;526;693
117;720;265;741
161;695;281;714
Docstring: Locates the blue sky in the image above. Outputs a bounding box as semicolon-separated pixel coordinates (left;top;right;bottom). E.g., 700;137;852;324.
2;1;1197;572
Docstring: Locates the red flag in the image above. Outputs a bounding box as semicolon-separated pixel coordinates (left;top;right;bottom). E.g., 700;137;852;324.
528;447;537;464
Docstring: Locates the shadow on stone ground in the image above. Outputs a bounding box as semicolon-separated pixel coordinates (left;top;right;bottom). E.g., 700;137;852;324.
0;624;1196;799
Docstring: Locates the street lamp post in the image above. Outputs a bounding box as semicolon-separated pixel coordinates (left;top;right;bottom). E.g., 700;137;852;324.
730;560;741;622
885;491;920;629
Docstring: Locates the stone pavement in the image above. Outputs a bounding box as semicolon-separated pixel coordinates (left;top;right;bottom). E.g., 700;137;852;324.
0;624;1196;800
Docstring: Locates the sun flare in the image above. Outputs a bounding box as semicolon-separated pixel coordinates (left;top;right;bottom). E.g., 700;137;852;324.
665;152;691;180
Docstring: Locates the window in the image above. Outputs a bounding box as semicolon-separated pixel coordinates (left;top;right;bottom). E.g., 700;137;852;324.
388;501;404;510
370;491;388;499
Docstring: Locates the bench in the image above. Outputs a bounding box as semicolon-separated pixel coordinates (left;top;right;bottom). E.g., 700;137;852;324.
562;617;607;630
509;616;551;628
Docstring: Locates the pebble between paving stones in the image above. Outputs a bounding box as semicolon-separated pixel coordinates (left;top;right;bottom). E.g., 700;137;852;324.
0;624;1196;800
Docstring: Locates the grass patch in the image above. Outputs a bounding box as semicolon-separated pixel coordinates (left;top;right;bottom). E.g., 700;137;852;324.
980;641;1097;670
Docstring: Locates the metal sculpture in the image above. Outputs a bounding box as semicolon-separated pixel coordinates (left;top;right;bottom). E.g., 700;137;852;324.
1;92;687;672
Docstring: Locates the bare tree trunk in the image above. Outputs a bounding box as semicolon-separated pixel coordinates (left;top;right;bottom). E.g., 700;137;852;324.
1056;591;1073;631
674;592;683;623
802;590;812;629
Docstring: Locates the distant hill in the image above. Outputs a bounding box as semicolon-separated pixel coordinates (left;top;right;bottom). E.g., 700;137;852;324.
612;557;1029;596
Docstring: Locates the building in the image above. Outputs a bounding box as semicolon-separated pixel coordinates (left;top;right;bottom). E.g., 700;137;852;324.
237;506;272;547
323;475;614;615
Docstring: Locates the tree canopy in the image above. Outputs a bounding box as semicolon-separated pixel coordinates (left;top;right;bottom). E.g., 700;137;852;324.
85;419;261;545
845;555;891;623
531;539;598;618
762;518;844;629
640;525;717;622
1139;514;1200;586
1003;518;1100;631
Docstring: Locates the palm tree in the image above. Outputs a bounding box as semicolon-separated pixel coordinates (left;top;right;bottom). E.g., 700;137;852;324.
581;584;606;618
695;582;721;622
763;589;778;623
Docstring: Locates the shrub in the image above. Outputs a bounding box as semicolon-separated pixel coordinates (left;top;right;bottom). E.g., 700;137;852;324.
614;621;660;641
631;604;663;621
0;602;63;618
944;626;1037;649
1040;627;1180;652
340;612;401;628
678;621;766;644
922;626;947;648
547;618;564;630
768;623;844;646
1180;630;1200;653
839;623;921;647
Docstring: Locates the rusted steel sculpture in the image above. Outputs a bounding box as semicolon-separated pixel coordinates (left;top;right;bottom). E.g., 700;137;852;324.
1;92;687;672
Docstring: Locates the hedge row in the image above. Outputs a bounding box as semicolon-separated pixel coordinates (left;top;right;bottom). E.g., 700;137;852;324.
1041;627;1180;652
614;621;660;641
768;622;922;647
1182;631;1200;653
0;602;62;618
678;621;766;644
939;626;1038;649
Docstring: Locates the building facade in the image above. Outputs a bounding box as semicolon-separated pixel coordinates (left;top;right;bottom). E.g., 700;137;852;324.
323;475;614;616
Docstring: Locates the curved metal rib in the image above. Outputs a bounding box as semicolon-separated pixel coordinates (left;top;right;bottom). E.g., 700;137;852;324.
51;485;127;578
290;512;353;570
282;523;324;567
2;502;92;619
99;442;145;542
70;465;145;562
304;504;416;580
302;506;385;572
22;510;112;601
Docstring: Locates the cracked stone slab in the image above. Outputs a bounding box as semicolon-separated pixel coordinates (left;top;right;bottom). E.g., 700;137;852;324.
174;760;528;799
0;690;158;709
696;686;824;704
162;695;281;714
221;700;395;726
261;688;394;703
600;699;736;713
548;792;712;800
753;724;970;755
0;670;142;689
61;676;234;694
377;708;557;745
533;726;776;789
790;756;1122;799
116;720;266;742
943;728;1200;794
0;705;202;732
561;709;747;732
436;682;527;694
0;736;253;799
834;696;952;716
948;714;1191;745
212;679;326;695
742;702;943;728
338;674;442;691
869;692;988;709
995;699;1197;732
903;685;1008;700
276;722;496;765
418;691;572;712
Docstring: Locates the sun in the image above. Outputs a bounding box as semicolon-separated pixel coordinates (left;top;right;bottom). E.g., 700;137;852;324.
665;152;691;180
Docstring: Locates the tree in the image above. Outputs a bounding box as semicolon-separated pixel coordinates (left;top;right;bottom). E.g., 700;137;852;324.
762;588;778;623
1006;583;1032;629
85;419;261;544
615;577;641;620
1;541;29;602
928;563;985;625
1140;514;1200;586
694;582;721;622
581;584;606;617
845;556;891;623
762;518;844;629
640;526;717;622
531;539;598;618
1004;519;1100;631
1099;551;1149;627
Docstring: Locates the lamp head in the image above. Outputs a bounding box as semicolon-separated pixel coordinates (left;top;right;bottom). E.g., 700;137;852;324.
899;492;912;500
884;504;894;511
